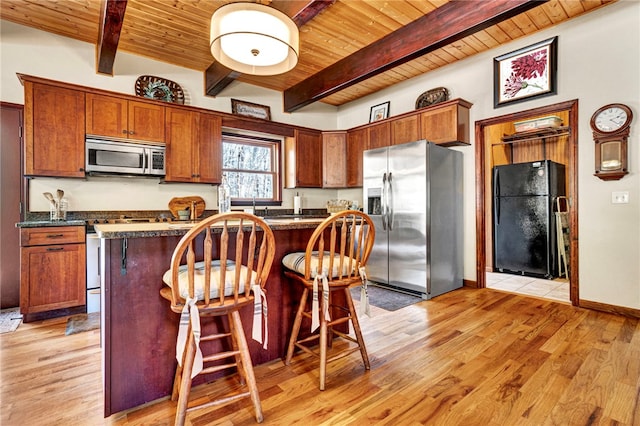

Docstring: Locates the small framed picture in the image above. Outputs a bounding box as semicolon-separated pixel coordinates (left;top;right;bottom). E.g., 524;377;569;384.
493;36;558;108
231;99;271;120
369;101;390;122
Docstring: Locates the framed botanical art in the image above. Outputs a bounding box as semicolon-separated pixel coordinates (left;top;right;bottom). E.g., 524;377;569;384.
369;101;390;122
494;36;558;108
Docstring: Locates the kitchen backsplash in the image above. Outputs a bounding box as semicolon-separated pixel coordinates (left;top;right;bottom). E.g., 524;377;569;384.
28;177;362;213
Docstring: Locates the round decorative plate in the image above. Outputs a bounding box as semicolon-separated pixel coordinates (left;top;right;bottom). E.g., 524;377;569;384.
135;75;184;104
415;87;449;109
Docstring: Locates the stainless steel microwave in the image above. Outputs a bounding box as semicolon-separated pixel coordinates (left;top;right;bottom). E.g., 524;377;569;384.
85;137;165;176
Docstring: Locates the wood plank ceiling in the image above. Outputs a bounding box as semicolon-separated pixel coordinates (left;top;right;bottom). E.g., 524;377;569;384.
1;0;616;111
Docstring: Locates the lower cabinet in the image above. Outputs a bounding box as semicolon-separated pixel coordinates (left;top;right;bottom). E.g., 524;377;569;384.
20;226;86;320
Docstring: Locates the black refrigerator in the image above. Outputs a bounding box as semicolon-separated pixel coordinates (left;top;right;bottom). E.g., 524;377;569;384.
493;160;566;278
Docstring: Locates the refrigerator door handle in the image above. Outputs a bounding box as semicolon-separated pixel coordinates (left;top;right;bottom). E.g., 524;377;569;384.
388;172;394;231
381;173;388;230
494;170;500;224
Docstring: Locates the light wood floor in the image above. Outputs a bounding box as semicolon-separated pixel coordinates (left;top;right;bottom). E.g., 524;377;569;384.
2;287;639;425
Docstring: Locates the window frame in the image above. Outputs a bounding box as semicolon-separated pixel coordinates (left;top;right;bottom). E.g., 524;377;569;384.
221;132;282;206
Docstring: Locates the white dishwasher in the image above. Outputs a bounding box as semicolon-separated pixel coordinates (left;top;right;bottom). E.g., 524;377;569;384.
86;233;101;313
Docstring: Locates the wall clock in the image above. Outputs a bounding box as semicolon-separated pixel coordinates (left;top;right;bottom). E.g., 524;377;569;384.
590;103;632;181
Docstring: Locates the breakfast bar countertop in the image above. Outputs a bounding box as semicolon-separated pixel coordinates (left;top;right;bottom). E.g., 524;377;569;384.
94;217;326;239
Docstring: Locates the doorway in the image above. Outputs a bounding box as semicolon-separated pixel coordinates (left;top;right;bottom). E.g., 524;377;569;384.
474;99;579;305
1;103;24;308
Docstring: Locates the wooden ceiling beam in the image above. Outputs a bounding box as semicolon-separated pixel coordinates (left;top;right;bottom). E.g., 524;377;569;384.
204;0;333;97
284;0;547;112
96;0;127;76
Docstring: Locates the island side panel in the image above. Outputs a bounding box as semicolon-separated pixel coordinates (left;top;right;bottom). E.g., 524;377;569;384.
103;236;181;417
103;227;318;417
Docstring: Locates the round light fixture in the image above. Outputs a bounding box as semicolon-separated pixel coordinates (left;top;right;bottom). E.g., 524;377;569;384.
210;3;299;76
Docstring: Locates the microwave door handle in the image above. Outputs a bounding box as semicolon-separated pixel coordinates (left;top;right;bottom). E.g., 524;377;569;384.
142;149;148;174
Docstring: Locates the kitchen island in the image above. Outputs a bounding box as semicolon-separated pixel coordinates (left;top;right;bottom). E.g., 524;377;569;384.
95;218;324;417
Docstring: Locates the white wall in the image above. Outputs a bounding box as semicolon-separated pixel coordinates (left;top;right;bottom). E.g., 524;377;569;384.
2;2;639;310
337;1;640;310
0;19;340;212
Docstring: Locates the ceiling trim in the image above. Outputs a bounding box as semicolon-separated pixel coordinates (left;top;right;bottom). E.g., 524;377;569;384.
96;0;128;76
283;0;548;112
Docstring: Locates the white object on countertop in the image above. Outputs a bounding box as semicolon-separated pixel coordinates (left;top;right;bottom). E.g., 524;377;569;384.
293;193;301;215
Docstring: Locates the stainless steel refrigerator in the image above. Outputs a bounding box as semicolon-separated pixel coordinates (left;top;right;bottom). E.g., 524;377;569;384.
363;140;463;299
493;160;566;278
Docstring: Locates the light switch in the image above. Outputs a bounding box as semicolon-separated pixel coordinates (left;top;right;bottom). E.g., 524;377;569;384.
611;191;629;204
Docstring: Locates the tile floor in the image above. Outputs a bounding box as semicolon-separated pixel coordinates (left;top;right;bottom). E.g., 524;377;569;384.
486;271;570;303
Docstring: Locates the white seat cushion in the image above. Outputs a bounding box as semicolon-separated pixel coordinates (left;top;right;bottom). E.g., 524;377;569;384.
163;260;255;301
282;252;355;278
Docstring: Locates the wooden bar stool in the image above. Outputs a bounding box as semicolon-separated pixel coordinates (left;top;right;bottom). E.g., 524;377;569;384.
282;210;375;390
160;212;276;425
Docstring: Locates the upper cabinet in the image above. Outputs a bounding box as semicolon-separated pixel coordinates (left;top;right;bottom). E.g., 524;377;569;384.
346;128;367;188
419;99;472;146
367;121;390;150
165;108;221;184
285;129;323;188
86;93;165;143
23;81;86;178
322;131;347;188
391;114;420;146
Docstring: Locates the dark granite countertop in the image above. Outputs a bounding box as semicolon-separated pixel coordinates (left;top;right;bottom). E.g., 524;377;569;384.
16;220;87;228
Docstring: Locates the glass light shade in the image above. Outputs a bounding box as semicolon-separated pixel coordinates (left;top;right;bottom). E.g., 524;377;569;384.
210;3;299;76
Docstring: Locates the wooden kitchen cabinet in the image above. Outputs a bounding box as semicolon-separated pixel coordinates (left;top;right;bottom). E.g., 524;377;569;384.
367;121;391;150
420;99;472;146
391;114;420;145
285;128;323;188
20;226;86;321
346;127;367;187
23;82;85;177
165;108;222;184
322;131;347;188
86;93;165;143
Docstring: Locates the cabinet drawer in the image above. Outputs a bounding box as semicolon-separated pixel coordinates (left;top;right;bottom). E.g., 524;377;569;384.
21;226;85;246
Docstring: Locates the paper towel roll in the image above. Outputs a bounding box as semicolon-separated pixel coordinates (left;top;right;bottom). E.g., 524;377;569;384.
293;195;301;215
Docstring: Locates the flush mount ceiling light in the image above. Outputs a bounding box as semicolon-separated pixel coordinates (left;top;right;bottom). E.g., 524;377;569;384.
210;3;299;76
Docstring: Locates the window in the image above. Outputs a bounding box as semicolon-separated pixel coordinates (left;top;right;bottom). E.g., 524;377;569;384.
222;132;281;205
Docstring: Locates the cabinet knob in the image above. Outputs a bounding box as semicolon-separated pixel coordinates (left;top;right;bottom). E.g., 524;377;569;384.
122;130;127;134
129;130;134;135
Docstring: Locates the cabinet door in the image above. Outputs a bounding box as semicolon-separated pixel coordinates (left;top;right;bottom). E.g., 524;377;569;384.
20;243;86;314
25;83;85;177
322;132;346;188
291;129;322;187
346;128;367;187
86;93;128;138
391;114;420;145
128;100;165;142
420;103;470;145
196;113;222;184
165;108;198;182
367;121;390;150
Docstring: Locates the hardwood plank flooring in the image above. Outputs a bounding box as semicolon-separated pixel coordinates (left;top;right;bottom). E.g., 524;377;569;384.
1;288;639;425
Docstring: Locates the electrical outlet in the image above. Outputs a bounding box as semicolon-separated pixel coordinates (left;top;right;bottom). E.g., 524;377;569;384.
611;191;629;204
